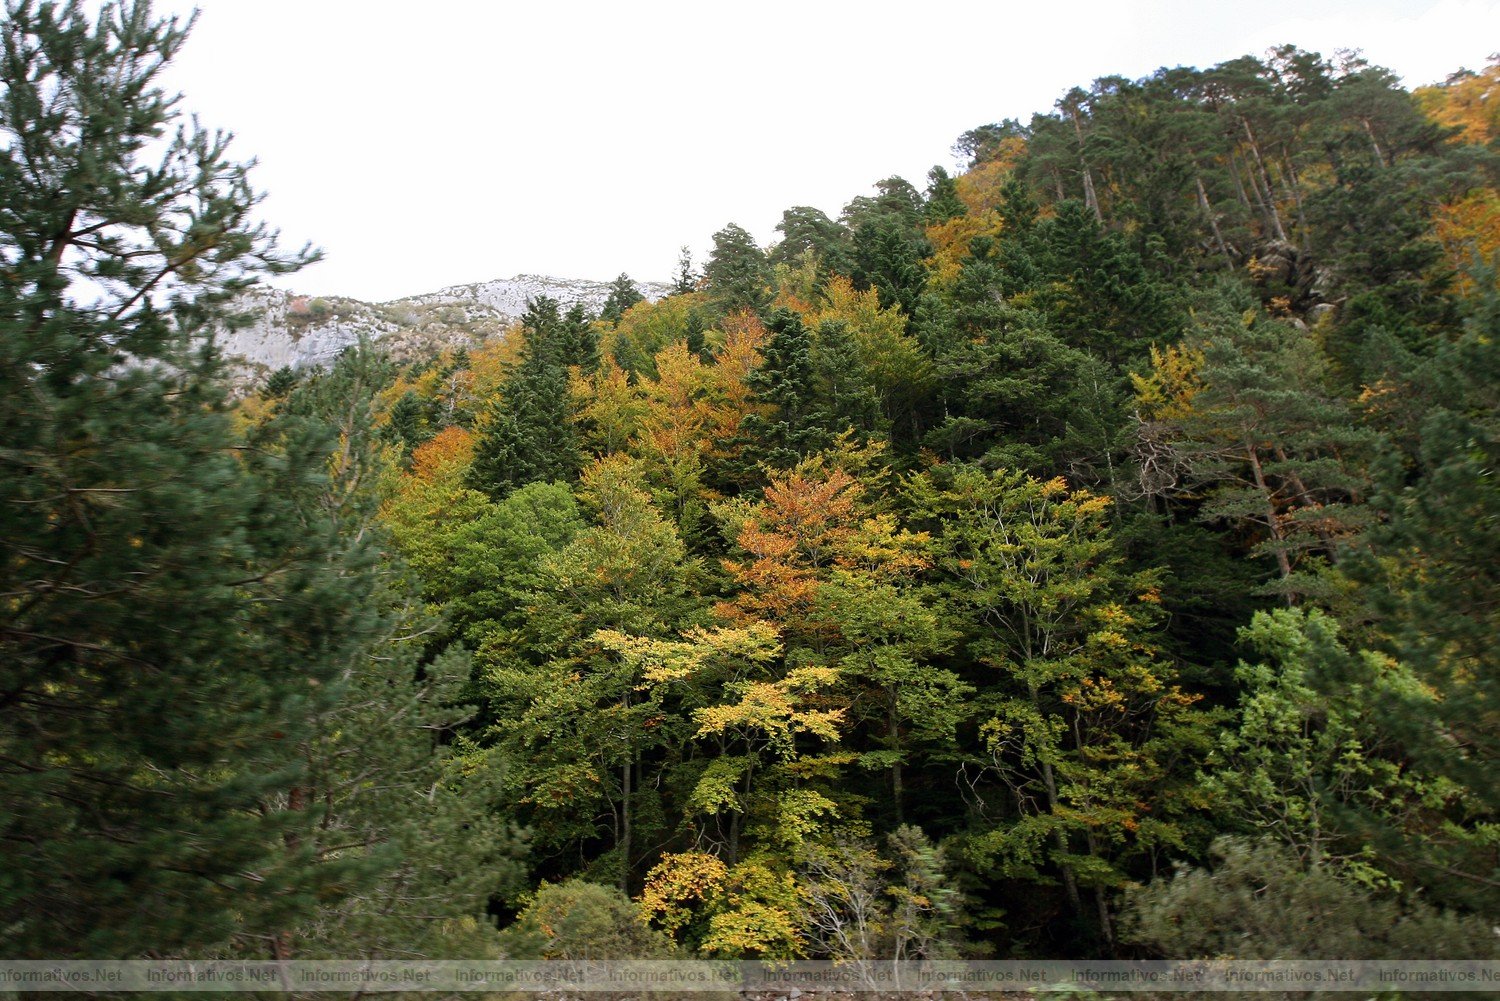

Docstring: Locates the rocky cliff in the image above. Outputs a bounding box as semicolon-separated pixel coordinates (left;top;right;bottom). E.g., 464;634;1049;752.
215;274;669;384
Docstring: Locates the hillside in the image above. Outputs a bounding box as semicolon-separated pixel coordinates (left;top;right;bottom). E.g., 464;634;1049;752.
5;0;1499;972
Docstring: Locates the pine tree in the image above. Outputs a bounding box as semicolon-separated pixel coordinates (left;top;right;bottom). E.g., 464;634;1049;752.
1349;277;1500;910
704;223;771;315
247;346;528;959
0;0;390;956
770;206;853;276
1132;298;1376;600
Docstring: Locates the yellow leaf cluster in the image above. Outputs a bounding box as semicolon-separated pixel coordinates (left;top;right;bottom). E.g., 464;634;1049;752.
1434;190;1500;292
1130;343;1205;422
637;851;729;936
1415;58;1500;148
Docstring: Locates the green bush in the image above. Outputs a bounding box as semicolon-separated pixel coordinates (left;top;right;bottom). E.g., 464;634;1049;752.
1121;838;1497;960
496;879;675;960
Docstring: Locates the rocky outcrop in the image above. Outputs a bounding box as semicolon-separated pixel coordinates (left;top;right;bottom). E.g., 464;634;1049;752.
214;274;669;385
1246;240;1337;314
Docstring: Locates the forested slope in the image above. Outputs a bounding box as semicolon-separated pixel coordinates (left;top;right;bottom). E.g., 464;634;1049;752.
3;0;1497;967
314;45;1500;959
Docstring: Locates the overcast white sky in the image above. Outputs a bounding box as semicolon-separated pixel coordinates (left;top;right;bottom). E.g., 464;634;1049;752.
148;0;1500;302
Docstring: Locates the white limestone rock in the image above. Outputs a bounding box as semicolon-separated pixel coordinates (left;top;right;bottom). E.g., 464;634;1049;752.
214;274;669;385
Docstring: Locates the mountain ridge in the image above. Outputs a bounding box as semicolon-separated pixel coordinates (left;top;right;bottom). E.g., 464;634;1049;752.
216;273;671;383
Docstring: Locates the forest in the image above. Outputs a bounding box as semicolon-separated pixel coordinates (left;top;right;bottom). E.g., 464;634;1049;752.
2;0;1499;973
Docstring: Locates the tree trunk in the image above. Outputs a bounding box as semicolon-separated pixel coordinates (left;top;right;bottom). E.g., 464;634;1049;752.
1360;118;1388;168
1227;150;1255;214
1070;713;1117;949
1068;109;1104;222
271;784;307;962
1273;445;1340;563
729;764;754;865
1028;663;1082;916
1240;116;1288;242
1279;149;1311;250
619;757;631;894
1196;174;1234;268
1246;441;1295;600
1041;758;1084;915
889;688;904;825
1242;157;1280;243
1094;885;1115;949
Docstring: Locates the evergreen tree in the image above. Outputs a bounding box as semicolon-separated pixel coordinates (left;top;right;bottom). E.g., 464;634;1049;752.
601;272;645;324
704;222;771;315
684;306;708;360
770;206;853;276
923;166;966;223
673;245;698;295
0;0;388;956
1123;838;1496;960
842;176;927;233
851;217;930;321
1132;299;1375;599
264;365;300;398
383;389;434;454
468;297;583;498
248;346;528;959
1029;200;1186;369
954;119;1026;167
810;319;885;441
1350;277;1500;910
559;301;600;373
1195;608;1466;893
841;179;933;327
919;238;1127;480
735;308;830;471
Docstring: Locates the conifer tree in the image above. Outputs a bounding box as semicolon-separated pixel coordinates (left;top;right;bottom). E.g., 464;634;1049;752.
1350;278;1500;910
851;218;929;321
770;206;853;276
0;0;382;956
601;272;644;324
673;245;699;295
810;319;885;441
468;296;583;498
736;308;830;471
923;166;966;223
1133;299;1375;599
558;301;600;373
704;223;772;315
248;346;527;959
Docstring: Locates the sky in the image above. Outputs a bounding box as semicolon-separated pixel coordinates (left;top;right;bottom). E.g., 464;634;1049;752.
145;0;1500;303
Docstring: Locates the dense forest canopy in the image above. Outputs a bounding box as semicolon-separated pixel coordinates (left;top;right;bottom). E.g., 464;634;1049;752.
2;0;1498;975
